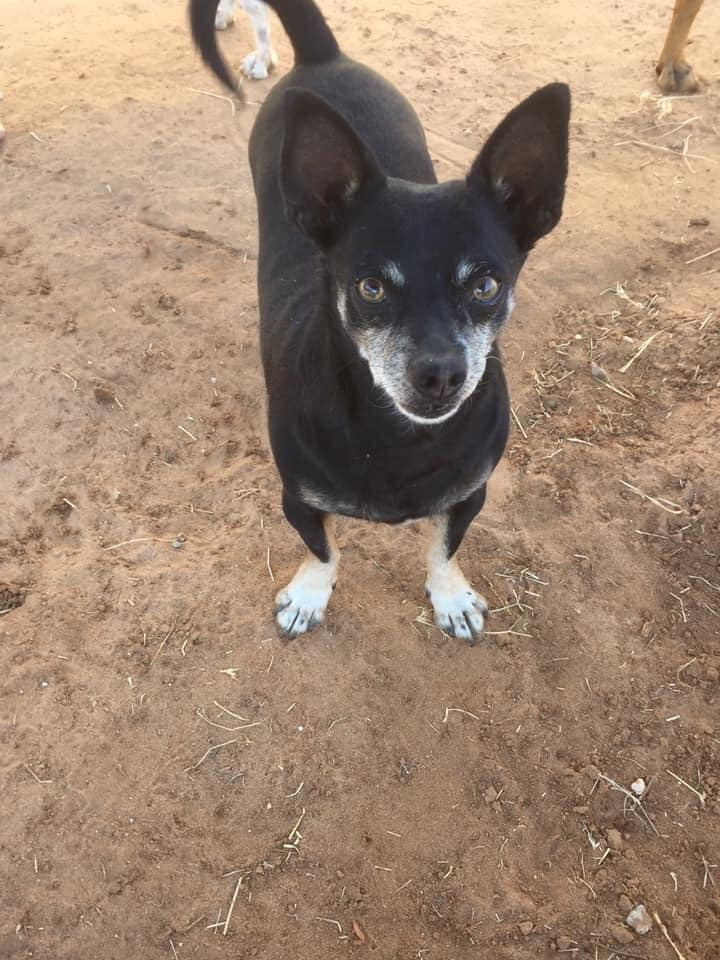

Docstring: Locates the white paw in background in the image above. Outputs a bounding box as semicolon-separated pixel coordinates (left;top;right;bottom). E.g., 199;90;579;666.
242;48;278;80
426;562;488;644
214;0;235;30
215;11;234;29
274;558;336;638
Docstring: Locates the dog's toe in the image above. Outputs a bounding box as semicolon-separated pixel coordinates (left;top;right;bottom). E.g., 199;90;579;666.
242;50;277;81
430;588;488;644
274;574;333;638
275;598;324;638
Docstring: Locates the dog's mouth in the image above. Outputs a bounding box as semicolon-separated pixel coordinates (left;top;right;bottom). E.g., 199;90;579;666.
395;396;463;425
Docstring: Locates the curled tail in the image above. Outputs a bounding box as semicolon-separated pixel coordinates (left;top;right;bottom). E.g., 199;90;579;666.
189;0;341;92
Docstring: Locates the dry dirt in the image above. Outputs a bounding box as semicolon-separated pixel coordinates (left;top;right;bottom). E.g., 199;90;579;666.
1;1;719;958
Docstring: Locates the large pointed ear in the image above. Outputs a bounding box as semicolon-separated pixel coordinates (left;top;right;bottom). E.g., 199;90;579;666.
281;88;385;248
469;83;570;252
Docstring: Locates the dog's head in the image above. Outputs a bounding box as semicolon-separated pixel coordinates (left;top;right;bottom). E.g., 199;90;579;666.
281;84;570;424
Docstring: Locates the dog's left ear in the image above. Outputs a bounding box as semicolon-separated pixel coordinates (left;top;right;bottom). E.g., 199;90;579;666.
281;88;385;248
469;83;570;252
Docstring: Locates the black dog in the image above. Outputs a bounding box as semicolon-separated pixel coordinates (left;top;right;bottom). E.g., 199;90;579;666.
189;0;570;642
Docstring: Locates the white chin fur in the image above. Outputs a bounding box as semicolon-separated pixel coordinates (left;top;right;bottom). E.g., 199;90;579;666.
394;401;462;425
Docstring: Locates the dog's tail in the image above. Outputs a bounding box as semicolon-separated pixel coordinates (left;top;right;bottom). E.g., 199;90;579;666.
189;0;340;93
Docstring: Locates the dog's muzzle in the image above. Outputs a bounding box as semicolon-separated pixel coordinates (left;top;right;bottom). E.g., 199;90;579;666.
409;351;467;403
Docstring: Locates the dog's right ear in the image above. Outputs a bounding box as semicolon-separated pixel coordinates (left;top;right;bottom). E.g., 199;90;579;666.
469;83;570;253
281;89;385;248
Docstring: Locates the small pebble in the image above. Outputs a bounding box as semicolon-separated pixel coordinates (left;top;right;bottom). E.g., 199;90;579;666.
519;920;534;936
626;904;653;935
94;385;115;406
631;778;646;796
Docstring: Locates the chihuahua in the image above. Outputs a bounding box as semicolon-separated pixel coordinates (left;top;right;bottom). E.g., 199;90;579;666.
189;0;570;642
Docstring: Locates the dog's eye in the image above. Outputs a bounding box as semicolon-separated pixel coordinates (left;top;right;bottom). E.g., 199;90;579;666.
471;275;501;304
357;277;386;303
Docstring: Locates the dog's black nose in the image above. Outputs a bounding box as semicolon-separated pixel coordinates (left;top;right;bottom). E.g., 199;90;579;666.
411;353;467;400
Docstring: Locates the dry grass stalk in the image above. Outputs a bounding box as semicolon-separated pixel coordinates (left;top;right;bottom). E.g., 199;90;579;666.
686;245;720;265
619;480;683;515
666;769;706;807
596;773;659;836
150;620;177;667
186;86;238;116
652;911;688;960
618;331;662;373
222;876;243;935
184;738;237;773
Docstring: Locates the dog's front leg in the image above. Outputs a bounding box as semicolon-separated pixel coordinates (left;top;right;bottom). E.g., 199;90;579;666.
214;0;235;30
656;0;705;93
425;488;489;645
274;492;339;638
240;0;277;80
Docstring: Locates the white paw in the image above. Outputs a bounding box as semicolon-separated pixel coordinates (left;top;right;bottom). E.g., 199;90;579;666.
429;587;488;644
242;48;277;80
274;558;336;638
430;590;488;644
214;12;235;29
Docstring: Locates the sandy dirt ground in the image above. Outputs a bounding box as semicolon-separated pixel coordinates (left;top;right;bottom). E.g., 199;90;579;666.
1;1;719;957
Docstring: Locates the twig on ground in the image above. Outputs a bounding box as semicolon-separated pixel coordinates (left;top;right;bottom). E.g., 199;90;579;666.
24;765;52;784
184;738;237;773
653;911;688;960
619;480;683;514
195;708;263;732
315;917;344;935
596;773;659;835
686;245;720;265
688;575;720;593
666;769;706;807
700;851;717;888
186;86;238;116
619;331;662;373
222;876;243;935
618;138;715;165
442;707;481;723
150;620;177;667
510;406;528;439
